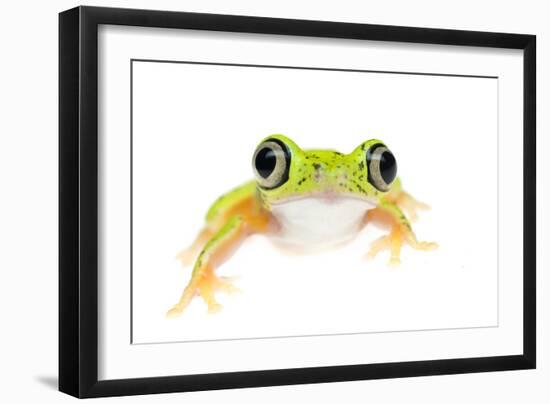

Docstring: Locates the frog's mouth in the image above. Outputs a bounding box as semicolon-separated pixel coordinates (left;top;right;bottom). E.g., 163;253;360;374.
269;192;377;206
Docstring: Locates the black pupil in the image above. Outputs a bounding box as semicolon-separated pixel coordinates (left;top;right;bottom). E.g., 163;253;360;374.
255;147;277;179
379;150;397;184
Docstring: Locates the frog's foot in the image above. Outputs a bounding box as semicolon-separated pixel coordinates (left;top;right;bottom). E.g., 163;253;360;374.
366;225;438;265
395;191;430;222
167;267;240;317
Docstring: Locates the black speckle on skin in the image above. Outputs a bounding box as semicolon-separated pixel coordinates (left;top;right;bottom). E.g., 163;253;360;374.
358;161;365;170
361;143;366;151
351;179;367;194
334;151;343;156
298;177;307;186
305;156;310;160
313;163;322;171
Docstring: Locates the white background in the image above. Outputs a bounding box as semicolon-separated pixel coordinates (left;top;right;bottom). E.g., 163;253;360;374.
132;61;498;344
0;0;547;403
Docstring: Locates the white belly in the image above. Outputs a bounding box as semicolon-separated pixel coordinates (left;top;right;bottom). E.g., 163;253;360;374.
269;197;375;251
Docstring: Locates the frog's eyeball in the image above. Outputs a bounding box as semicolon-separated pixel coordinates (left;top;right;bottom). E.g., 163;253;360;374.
252;139;291;189
366;144;397;192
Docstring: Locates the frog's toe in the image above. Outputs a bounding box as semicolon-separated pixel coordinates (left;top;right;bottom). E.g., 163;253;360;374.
411;240;438;251
396;193;430;222
366;226;431;266
207;302;223;314
166;286;197;317
365;231;403;265
365;235;391;260
173;270;239;314
214;275;241;293
367;221;438;266
166;305;185;318
389;257;401;266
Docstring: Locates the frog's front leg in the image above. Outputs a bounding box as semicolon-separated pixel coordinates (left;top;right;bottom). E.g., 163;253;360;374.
366;199;437;265
168;184;270;317
167;216;246;316
176;181;257;266
176;227;215;266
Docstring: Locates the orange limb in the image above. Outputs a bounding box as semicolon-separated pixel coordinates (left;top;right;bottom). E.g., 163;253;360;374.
168;194;270;317
176;227;215;267
365;199;437;265
394;191;430;222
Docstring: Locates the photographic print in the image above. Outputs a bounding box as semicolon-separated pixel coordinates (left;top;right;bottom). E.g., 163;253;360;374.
131;60;497;344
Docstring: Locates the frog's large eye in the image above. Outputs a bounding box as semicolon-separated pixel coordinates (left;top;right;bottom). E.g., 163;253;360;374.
252;139;291;189
366;143;397;192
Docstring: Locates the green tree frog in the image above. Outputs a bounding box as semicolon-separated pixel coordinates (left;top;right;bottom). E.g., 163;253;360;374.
167;134;437;317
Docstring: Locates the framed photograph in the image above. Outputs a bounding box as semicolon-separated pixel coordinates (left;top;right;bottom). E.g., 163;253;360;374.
59;6;536;398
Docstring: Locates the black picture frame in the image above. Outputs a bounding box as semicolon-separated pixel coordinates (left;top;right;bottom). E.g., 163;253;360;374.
59;5;536;398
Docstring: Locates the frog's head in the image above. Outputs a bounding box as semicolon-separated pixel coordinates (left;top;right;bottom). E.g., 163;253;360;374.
251;134;397;208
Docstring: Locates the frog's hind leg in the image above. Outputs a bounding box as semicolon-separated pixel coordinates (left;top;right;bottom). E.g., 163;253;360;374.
385;179;430;222
366;200;437;265
394;191;430;222
168;216;246;317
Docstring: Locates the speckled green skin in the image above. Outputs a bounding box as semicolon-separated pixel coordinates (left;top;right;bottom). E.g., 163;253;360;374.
255;134;398;208
205;134;401;223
